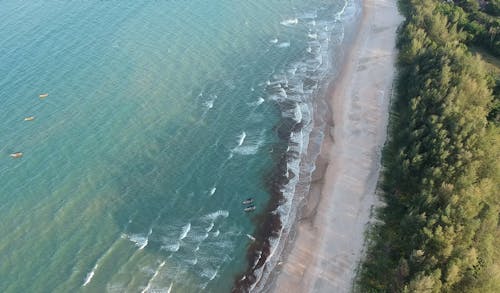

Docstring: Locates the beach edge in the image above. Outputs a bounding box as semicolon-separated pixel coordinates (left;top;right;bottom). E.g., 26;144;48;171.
262;0;403;292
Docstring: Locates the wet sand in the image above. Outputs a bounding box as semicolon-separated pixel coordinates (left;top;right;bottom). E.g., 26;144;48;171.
265;0;403;292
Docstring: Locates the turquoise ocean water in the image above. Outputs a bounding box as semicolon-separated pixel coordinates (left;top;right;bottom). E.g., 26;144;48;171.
0;0;356;292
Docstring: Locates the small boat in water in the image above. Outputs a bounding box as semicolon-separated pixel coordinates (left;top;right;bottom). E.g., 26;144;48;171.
242;198;254;205
39;93;49;99
24;116;35;121
244;205;256;212
10;152;23;159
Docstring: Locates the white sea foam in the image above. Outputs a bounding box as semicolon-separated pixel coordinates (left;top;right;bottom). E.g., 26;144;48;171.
201;268;218;281
277;42;290;48
293;103;302;123
203;94;218;109
202;210;229;221
280;18;298;26
270;38;278;44
179;223;191;240
139;239;148;250
247;97;265;106
232;144;261;155
252;250;263;269
82;236;121;287
204;100;214;109
233;137;264;155
192;233;209;242
237;131;246;146
140;283;150;293
161;242;180;252
206;222;215;232
140;261;166;293
82;264;98;287
307;32;318;39
141;228;153;250
126;233;149;250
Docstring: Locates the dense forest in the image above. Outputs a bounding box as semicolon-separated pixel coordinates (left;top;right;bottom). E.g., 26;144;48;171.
357;0;499;292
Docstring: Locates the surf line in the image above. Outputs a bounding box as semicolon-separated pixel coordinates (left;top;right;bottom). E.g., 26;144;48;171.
82;236;123;287
140;261;166;293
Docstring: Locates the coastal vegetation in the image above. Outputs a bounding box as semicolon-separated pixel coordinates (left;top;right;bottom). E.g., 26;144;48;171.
357;0;500;292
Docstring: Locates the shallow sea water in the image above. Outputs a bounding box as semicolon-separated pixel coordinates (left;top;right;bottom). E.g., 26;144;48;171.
0;0;354;292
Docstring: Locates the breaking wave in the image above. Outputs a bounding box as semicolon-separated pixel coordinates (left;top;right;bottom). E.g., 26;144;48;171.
179;223;191;240
201;210;229;221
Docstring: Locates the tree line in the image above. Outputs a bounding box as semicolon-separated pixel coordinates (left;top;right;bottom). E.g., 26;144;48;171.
357;0;499;292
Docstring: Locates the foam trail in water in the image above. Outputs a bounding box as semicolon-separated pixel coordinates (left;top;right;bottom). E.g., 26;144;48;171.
204;101;213;109
140;261;166;293
277;42;291;48
232;130;266;155
206;222;215;232
82;263;98;287
192;232;209;242
201;268;218;281
125;228;152;250
180;223;191;240
257;97;265;105
237;131;246;146
202;210;229;221
136;237;149;250
161;242;180;252
280;18;298;26
204;94;218;109
82;235;124;286
307;32;318;39
141;228;153;250
232;140;263;155
247;97;265;106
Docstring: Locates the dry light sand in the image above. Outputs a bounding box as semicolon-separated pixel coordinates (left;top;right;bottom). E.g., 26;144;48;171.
266;0;403;292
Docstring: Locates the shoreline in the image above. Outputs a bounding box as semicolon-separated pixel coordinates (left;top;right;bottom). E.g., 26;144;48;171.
231;2;360;291
263;0;403;292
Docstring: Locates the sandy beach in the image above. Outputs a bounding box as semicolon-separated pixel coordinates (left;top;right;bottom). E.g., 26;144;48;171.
264;0;403;292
